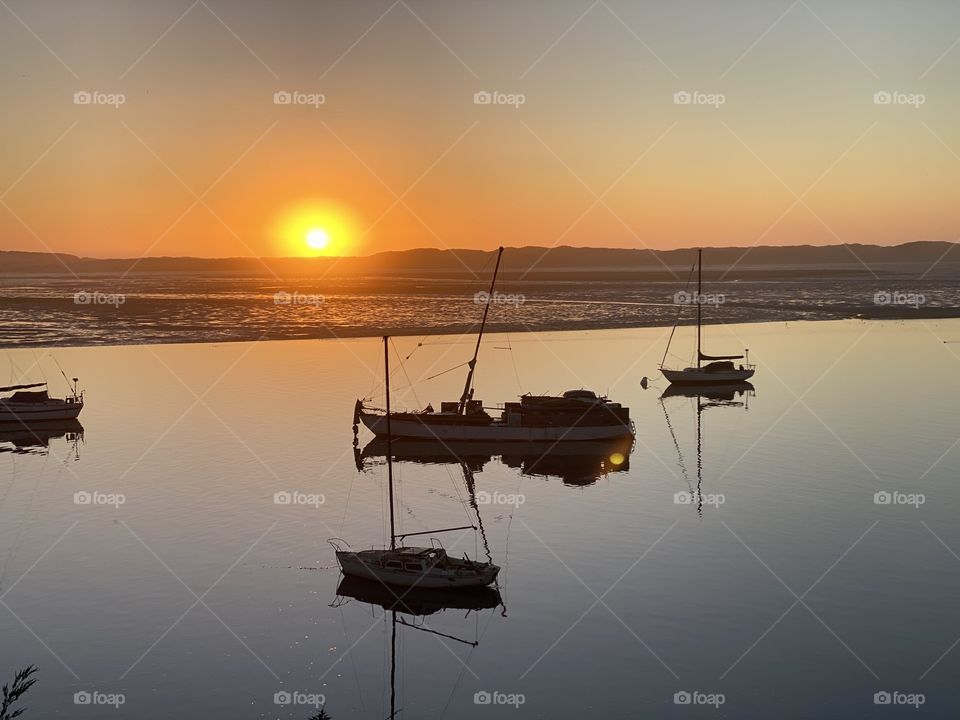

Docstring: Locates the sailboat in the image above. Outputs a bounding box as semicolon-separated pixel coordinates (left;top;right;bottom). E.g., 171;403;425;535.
355;247;633;442
0;380;84;423
331;336;500;590
660;248;755;385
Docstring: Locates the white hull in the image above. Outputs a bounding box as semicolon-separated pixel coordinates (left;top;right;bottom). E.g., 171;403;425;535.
662;368;755;385
336;551;498;588
358;411;632;441
0;402;84;422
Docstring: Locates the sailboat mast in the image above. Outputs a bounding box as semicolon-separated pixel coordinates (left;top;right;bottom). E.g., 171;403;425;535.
384;336;396;550
458;245;504;415
696;248;702;369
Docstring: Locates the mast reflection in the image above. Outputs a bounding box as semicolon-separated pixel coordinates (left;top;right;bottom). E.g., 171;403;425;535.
660;382;754;517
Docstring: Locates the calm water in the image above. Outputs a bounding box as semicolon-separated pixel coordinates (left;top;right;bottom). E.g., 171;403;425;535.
2;319;960;718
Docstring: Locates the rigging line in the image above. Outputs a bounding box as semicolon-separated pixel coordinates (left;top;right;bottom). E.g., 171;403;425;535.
391;338;420;409
51;354;71;390
422;361;469;382
337;605;370;720
505;332;523;392
659;263;696;369
660;398;689;484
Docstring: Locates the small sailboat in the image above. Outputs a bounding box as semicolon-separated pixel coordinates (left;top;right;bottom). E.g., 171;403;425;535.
0;380;84;423
660;248;755;385
355;247;633;442
332;336;500;590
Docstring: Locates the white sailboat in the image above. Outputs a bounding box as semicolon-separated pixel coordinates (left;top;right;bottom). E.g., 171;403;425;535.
355;247;633;442
0;380;84;423
331;336;500;590
661;248;755;385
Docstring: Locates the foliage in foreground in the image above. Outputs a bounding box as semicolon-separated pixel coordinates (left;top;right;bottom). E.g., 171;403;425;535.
0;665;38;720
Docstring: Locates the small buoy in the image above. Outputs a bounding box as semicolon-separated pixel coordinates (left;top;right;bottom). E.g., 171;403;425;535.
640;376;649;389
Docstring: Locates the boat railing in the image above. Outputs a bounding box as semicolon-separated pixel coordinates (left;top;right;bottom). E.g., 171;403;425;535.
327;538;353;553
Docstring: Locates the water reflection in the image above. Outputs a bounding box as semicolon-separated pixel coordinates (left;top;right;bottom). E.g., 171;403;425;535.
660;382;754;516
0;419;83;457
332;576;503;719
354;436;634;487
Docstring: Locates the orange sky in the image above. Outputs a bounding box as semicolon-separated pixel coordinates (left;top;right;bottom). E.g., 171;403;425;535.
1;0;959;258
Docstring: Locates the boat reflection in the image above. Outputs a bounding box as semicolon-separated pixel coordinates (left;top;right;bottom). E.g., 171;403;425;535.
0;419;84;457
333;576;503;619
661;382;754;516
354;436;633;487
331;575;503;719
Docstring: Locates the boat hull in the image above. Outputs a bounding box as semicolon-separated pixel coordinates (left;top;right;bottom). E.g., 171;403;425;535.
358;411;632;441
0;401;84;422
662;368;755;385
336;551;499;588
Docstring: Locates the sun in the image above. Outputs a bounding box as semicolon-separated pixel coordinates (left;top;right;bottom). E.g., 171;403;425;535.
272;199;361;257
306;228;330;251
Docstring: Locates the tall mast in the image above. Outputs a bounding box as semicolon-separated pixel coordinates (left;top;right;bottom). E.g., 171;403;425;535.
696;248;702;369
458;246;504;415
384;336;396;550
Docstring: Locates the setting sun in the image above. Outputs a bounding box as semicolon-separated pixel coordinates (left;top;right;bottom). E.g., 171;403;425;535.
306;228;330;251
273;199;362;257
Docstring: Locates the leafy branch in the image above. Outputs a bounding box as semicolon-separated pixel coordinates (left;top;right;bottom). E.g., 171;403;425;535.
0;665;38;720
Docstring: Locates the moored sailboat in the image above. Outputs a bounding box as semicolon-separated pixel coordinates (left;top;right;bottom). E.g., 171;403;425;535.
355;247;633;441
332;336;500;590
660;248;755;385
0;380;84;423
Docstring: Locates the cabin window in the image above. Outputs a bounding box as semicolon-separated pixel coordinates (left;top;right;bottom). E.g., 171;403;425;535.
385;561;403;570
404;563;422;572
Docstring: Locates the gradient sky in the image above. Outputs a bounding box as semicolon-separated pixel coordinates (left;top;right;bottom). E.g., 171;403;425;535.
1;0;959;258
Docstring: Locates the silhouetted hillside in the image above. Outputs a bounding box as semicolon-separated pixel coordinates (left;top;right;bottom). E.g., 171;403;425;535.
1;242;956;280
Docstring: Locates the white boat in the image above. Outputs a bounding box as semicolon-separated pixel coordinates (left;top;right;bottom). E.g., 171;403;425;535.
356;392;633;442
660;248;756;385
333;336;500;590
0;381;84;423
355;246;633;442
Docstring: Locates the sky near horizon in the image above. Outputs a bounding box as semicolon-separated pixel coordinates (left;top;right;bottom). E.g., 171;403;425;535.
1;0;959;259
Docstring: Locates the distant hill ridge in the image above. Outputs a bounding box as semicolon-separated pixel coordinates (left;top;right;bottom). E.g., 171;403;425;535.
1;242;956;277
